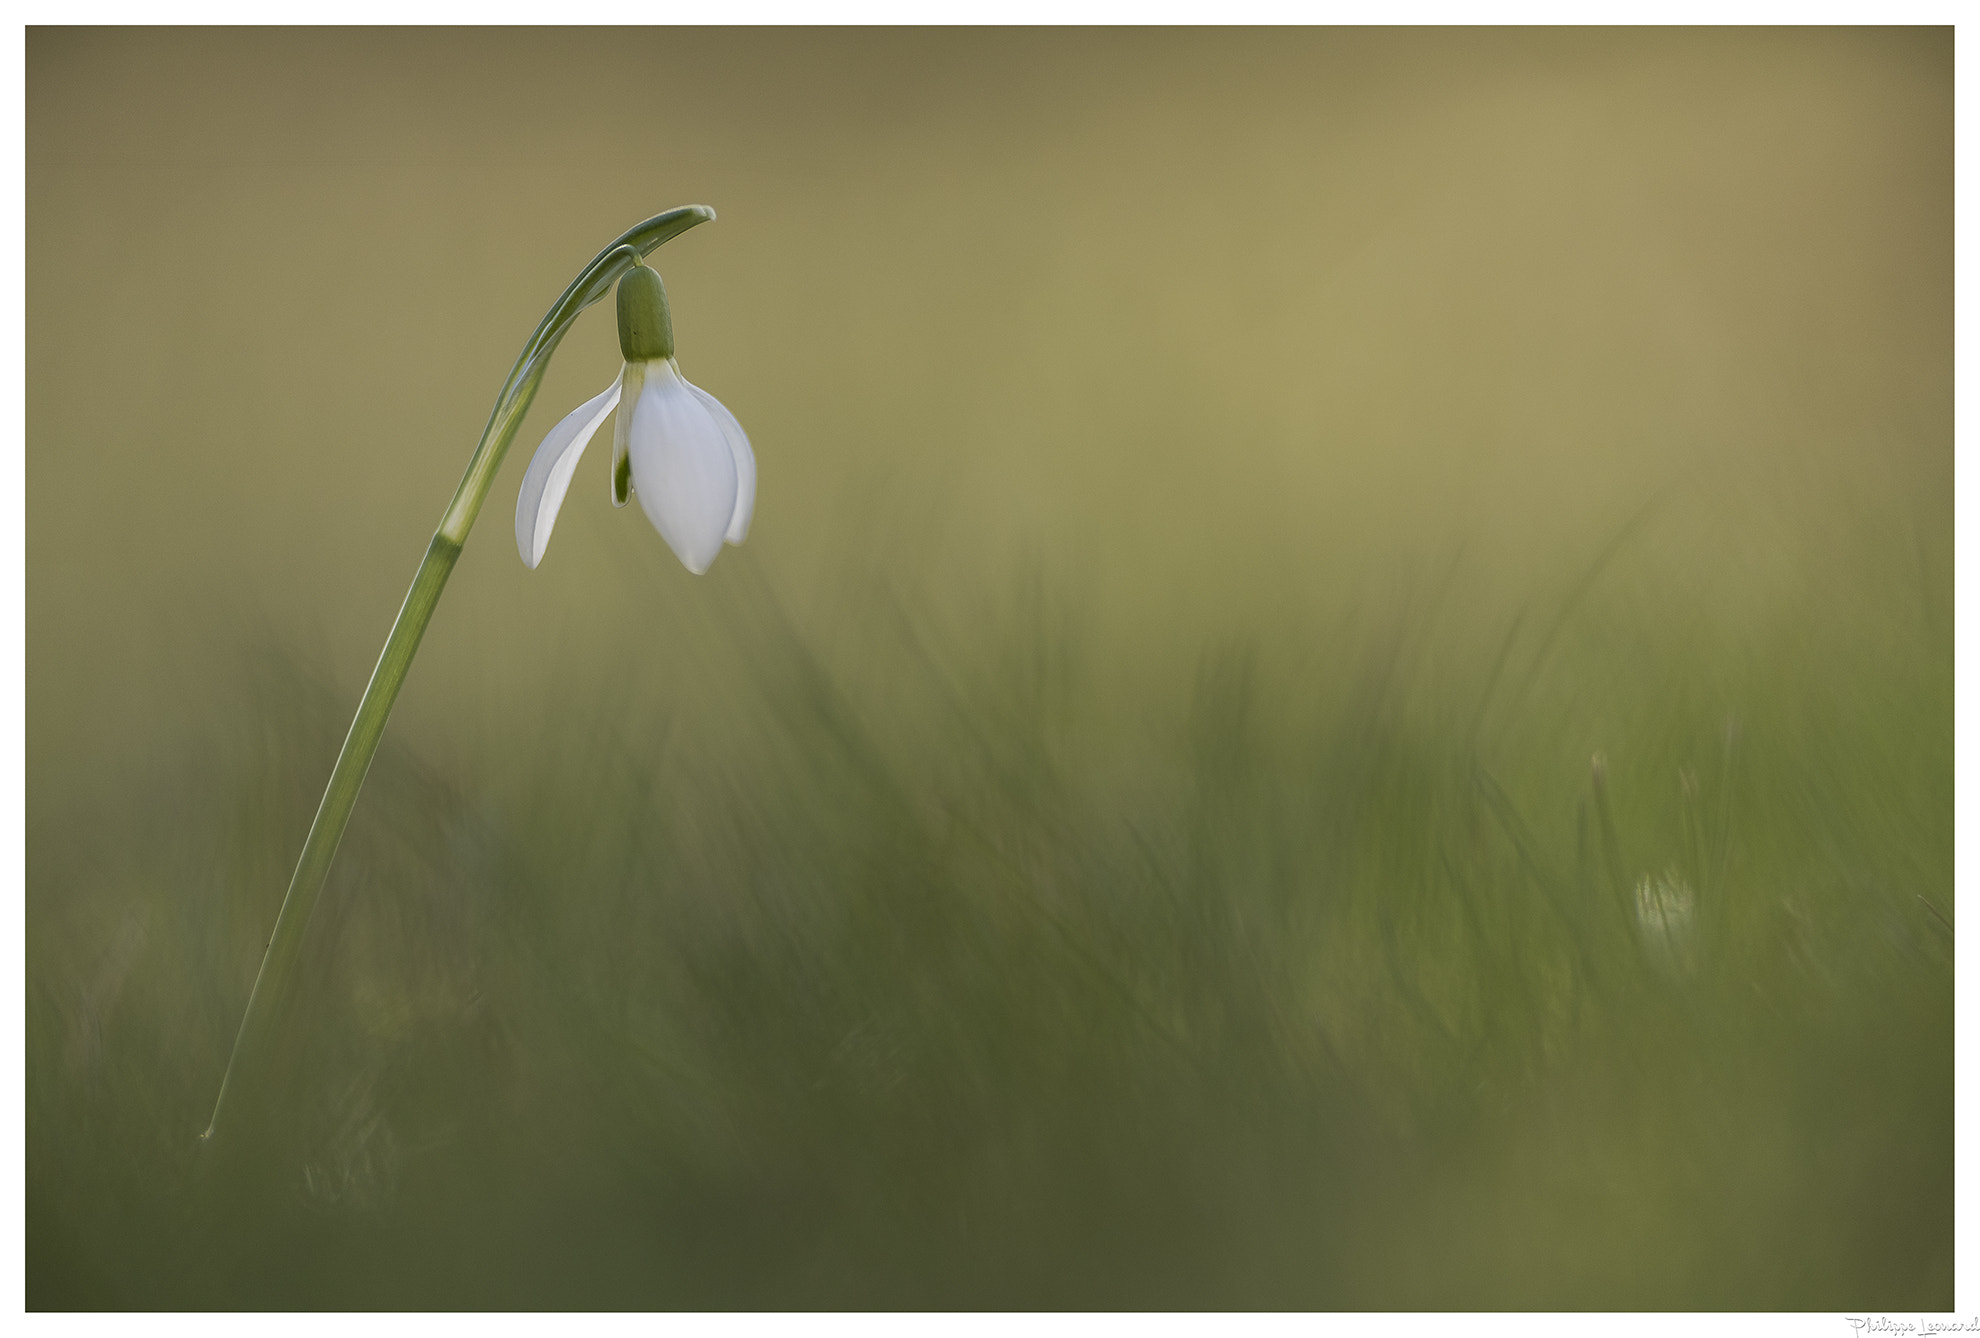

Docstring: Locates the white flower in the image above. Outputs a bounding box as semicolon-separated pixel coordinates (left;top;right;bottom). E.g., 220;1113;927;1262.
515;260;753;574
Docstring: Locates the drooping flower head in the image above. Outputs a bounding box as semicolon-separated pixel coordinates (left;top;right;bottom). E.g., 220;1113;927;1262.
515;257;753;573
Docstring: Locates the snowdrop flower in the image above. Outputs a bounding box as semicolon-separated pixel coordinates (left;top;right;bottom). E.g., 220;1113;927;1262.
515;257;753;573
204;207;724;1146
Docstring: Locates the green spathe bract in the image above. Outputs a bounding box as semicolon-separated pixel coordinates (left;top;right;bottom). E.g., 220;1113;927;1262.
201;207;717;1145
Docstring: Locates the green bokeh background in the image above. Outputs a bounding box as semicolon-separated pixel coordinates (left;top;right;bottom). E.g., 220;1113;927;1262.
27;28;1951;1308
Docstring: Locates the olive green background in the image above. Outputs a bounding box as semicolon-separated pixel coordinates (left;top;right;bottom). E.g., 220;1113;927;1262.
27;29;1951;1308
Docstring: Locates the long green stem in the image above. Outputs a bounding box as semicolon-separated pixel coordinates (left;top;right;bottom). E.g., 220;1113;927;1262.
201;206;713;1144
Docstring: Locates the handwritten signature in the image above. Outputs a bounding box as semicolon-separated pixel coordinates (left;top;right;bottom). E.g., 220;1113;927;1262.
1846;1320;1980;1336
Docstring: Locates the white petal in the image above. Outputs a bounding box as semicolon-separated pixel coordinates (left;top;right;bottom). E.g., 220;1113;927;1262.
681;374;754;545
626;362;738;574
515;373;622;569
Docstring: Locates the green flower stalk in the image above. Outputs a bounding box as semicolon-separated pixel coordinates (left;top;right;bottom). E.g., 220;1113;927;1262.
202;206;735;1145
